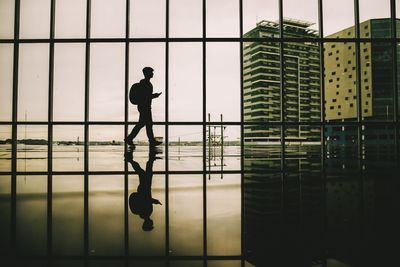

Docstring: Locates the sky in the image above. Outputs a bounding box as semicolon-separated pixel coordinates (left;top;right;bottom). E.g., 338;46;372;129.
0;0;397;141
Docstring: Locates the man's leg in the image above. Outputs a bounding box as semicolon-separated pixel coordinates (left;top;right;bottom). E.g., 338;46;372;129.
126;110;145;143
142;109;155;142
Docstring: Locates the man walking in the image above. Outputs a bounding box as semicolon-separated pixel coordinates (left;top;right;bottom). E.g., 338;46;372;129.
126;67;162;147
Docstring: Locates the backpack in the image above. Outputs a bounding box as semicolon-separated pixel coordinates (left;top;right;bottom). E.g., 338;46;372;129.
129;82;143;105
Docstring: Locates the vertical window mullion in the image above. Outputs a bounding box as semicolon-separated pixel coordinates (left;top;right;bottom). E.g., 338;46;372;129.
354;0;365;259
11;0;21;256
47;0;56;260
124;0;130;260
390;0;399;158
278;0;285;245
202;0;207;264
239;0;244;266
318;0;327;265
165;0;170;263
84;0;91;260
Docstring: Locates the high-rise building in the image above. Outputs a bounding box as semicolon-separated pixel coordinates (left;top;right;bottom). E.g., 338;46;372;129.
324;18;400;145
243;19;321;144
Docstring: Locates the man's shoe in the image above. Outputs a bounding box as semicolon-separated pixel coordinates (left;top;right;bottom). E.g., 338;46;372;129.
149;140;162;146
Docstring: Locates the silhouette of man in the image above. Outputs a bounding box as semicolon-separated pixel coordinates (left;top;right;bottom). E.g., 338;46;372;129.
126;67;162;147
126;149;161;231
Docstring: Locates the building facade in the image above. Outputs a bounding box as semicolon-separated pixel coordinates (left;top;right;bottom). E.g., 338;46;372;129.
324;18;400;145
243;19;321;144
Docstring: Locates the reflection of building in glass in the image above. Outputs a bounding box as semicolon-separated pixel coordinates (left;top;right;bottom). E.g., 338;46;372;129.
244;157;323;266
243;19;321;144
325;19;400;145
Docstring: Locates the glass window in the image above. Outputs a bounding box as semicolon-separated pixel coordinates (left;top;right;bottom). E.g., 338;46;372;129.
55;0;87;38
20;0;50;39
52;175;84;255
170;0;202;37
16;175;47;255
18;44;49;122
91;0;125;38
169;43;203;122
243;0;279;37
323;0;355;37
206;43;240;122
89;43;125;121
0;0;14;39
53;43;85;121
130;0;165;38
206;0;239;37
0;44;13;122
89;175;124;256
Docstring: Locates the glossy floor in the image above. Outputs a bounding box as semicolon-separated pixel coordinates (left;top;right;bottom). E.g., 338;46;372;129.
0;144;399;266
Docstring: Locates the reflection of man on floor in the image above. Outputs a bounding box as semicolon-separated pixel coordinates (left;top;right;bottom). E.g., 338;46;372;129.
126;150;161;231
126;67;162;147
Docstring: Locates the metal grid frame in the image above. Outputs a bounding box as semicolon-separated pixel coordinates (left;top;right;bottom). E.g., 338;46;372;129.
0;0;399;266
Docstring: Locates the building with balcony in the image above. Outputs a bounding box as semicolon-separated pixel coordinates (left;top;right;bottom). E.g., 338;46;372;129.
243;19;321;144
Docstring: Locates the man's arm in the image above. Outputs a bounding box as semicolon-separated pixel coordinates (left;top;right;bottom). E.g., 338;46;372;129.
152;92;162;99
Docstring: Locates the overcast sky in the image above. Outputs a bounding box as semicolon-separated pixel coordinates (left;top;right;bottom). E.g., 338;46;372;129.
0;0;397;140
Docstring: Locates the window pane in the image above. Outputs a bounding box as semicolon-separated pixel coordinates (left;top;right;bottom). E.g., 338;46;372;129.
170;0;202;37
54;43;85;121
325;124;359;163
0;44;13;122
243;42;282;122
206;0;239;37
89;175;124;256
53;125;84;172
18;44;49;122
323;0;355;37
284;42;321;123
284;126;322;172
206;43;240;122
89;125;124;172
243;0;278;37
89;43;124;121
53;175;84;256
363;125;396;164
129;43;165;122
0;0;14;38
129;175;165;256
244;125;282;171
207;174;241;256
0;176;11;255
244;171;283;260
17;125;48;172
130;0;165;38
16;175;47;255
169;43;202;121
205;125;240;172
126;125;165;171
169;175;203;256
55;0;86;38
0;125;12;172
91;0;125;38
360;0;390;38
168;126;203;171
362;42;394;121
20;0;50;39
283;0;318;37
324;42;358;122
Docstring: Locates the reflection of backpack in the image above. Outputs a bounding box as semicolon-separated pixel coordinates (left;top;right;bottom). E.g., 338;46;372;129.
129;83;142;105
